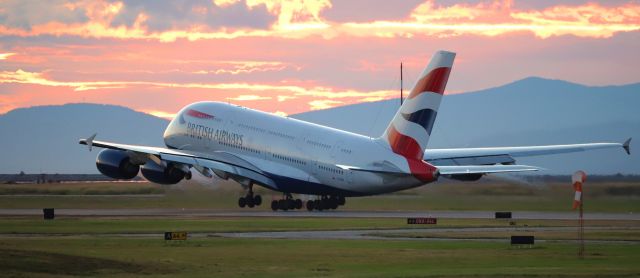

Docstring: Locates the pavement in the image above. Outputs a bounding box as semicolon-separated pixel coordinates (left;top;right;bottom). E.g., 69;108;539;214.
1;226;636;244
0;208;638;220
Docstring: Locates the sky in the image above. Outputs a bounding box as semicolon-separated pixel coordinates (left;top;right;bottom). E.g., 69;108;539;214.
0;0;639;119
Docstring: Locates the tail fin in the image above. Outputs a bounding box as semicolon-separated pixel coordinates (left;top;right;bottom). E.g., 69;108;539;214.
381;50;455;160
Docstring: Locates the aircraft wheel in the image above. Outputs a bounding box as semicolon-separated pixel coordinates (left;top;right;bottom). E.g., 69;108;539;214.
315;200;323;211
287;199;295;210
278;199;288;211
254;195;262;206
247;197;255;208
330;198;338;210
338;196;346;206
238;197;246;208
295;199;303;210
306;201;314;211
271;200;278;211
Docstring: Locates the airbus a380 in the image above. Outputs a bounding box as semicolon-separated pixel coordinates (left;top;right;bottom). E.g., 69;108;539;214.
80;51;631;211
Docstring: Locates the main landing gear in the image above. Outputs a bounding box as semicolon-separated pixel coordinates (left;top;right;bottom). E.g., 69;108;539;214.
271;193;303;211
305;195;345;211
270;194;346;211
238;184;262;208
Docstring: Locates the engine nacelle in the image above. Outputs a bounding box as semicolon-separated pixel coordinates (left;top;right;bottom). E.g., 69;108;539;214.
445;174;484;182
96;149;140;180
141;160;185;185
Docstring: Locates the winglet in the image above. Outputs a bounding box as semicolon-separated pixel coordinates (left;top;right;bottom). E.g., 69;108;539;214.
81;133;97;152
623;137;632;155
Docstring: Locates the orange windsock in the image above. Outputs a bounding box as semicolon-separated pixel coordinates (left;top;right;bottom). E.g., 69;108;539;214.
572;171;586;209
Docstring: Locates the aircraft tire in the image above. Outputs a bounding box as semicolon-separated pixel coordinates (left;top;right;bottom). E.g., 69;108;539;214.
330;198;338;210
315;200;323;211
271;200;278;211
247;197;255;208
338;196;346;206
306;200;314;211
278;199;288;211
238;197;246;208
254;195;262;206
295;199;303;209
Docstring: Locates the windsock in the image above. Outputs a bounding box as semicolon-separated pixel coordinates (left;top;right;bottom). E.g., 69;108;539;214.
572;171;586;209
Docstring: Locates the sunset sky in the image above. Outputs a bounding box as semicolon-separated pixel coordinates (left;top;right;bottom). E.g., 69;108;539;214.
0;0;639;119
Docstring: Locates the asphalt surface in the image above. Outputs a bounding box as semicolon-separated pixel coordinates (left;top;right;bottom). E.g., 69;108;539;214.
0;208;638;220
1;226;636;244
215;226;638;243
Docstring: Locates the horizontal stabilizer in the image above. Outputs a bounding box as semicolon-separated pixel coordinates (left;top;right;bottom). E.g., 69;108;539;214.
623;137;632;155
437;164;542;175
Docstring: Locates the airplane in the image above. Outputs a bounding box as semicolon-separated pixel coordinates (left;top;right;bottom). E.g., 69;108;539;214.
79;50;631;211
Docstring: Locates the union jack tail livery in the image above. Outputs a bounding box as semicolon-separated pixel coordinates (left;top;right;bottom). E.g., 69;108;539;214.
382;50;455;160
379;50;455;182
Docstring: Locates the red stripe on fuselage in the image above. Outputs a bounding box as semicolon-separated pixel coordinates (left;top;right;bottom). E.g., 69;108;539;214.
387;126;438;183
186;109;215;119
408;67;451;99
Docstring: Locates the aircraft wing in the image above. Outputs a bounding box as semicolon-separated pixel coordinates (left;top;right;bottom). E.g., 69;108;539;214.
79;137;276;187
339;163;541;176
425;138;631;166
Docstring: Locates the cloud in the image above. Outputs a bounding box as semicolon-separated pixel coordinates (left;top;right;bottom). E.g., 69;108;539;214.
0;0;89;29
273;110;287;117
308;99;341;110
1;1;637;41
141;109;176;120
229;94;271;101
277;95;296;102
193;61;292;75
111;0;276;31
342;1;640;39
0;69;398;99
0;53;16;60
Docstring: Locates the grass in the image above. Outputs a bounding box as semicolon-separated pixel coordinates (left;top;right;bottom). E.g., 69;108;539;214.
1;179;639;212
0;237;638;277
1;179;638;277
0;213;637;277
0;181;162;195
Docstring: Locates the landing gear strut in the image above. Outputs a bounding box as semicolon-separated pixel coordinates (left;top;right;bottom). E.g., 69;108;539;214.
306;195;345;211
238;183;262;208
271;193;303;211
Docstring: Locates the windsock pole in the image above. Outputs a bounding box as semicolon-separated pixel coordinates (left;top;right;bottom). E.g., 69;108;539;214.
572;170;586;258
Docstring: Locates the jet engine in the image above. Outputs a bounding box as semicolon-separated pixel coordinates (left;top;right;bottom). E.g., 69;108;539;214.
96;149;140;180
140;160;187;185
445;174;483;181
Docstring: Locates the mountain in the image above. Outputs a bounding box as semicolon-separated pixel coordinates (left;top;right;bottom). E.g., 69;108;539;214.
292;77;640;174
0;77;637;175
0;104;168;174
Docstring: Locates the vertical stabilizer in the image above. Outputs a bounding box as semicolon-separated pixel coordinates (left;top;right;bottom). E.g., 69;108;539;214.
381;50;455;160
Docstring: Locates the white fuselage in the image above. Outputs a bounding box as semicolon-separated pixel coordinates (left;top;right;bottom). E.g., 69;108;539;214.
162;101;426;196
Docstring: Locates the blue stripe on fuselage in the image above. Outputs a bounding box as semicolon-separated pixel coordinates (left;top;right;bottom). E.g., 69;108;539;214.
260;172;366;197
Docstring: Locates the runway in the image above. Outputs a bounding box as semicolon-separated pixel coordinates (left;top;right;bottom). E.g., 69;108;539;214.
2;226;636;244
0;208;638;220
215;226;638;243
